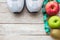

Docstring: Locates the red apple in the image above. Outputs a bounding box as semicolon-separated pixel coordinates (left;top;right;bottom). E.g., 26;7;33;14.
45;1;59;16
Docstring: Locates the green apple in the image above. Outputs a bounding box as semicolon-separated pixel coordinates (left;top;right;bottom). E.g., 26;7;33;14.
48;16;60;29
51;29;60;39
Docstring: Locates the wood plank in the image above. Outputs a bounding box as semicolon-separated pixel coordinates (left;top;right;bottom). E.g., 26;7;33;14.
0;26;5;34
0;3;43;23
0;24;55;40
0;0;6;2
0;12;43;23
0;36;4;40
5;36;54;40
0;3;9;12
0;24;46;35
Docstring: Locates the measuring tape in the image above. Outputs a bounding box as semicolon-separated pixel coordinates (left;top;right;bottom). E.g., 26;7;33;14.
42;0;50;35
56;0;60;3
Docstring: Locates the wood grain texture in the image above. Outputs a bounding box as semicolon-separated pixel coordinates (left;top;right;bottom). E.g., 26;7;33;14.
0;0;60;40
0;12;43;23
0;3;44;23
0;0;6;2
0;24;55;40
5;36;54;40
0;24;46;35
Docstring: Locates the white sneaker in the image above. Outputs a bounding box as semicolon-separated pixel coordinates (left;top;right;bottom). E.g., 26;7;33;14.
26;0;44;12
7;0;24;12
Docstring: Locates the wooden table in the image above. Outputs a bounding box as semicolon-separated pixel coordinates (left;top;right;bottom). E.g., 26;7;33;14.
0;0;60;40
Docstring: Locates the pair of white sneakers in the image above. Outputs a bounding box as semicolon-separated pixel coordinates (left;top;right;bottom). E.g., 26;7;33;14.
7;0;44;13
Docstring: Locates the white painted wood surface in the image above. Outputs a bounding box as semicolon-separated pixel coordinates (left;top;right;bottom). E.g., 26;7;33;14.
0;24;55;40
0;0;60;40
0;3;43;23
0;24;46;34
